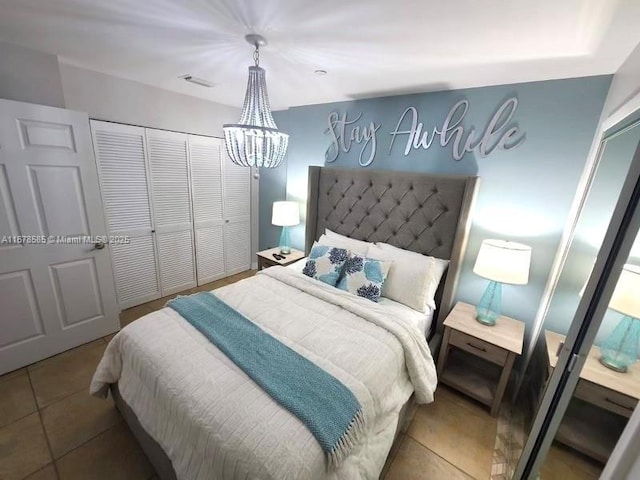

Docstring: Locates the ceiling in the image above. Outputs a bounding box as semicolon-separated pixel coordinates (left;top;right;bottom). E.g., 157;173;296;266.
1;0;639;110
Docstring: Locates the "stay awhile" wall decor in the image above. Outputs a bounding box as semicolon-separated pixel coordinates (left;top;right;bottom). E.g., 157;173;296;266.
324;97;525;166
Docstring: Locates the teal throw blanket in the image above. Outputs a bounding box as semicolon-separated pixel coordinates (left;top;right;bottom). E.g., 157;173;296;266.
167;292;364;468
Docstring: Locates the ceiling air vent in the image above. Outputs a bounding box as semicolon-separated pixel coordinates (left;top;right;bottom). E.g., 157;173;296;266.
179;74;214;88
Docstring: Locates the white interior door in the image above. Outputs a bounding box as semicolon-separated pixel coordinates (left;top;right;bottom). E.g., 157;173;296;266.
189;135;226;284
146;129;196;295
223;151;251;274
0;99;119;374
91;121;161;309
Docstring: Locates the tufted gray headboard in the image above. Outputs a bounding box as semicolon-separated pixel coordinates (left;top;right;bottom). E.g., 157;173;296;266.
305;166;479;348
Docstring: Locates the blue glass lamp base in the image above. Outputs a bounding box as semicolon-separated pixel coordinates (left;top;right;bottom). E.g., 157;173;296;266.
599;315;640;373
278;226;291;255
599;357;630;373
476;281;502;326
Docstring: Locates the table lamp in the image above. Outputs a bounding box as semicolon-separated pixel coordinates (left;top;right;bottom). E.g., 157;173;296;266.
272;201;300;255
598;264;640;372
473;239;532;326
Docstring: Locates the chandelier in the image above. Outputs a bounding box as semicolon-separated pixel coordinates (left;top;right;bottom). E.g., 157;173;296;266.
223;34;289;174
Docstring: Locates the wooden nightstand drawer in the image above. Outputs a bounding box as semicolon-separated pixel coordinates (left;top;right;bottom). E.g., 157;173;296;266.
449;329;509;366
575;380;637;418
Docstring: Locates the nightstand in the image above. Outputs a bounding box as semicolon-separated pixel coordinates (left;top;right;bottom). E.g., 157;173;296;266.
437;302;525;416
256;247;305;270
544;330;639;462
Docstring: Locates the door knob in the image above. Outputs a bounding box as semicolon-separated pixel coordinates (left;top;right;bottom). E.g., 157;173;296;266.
91;240;106;251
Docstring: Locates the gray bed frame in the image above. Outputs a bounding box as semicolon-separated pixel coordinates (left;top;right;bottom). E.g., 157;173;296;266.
112;166;479;480
305;166;479;351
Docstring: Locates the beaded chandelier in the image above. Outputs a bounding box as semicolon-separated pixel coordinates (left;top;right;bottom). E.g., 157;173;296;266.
223;34;288;174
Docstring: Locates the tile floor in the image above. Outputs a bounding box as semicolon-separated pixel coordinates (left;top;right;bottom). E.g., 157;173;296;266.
0;271;254;480
0;268;598;480
385;385;498;480
501;398;603;480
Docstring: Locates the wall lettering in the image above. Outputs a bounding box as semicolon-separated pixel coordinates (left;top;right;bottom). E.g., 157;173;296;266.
324;97;525;165
325;112;381;167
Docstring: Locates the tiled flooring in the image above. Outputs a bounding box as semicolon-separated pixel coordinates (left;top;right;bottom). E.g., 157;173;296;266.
500;404;603;480
0;268;598;480
385;386;498;480
539;444;602;480
0;271;254;480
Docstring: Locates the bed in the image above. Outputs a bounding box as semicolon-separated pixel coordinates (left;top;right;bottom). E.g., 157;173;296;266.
91;166;479;480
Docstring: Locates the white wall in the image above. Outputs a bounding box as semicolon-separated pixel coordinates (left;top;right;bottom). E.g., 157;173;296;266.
60;63;239;137
0;38;257;269
604;42;640;118
0;41;65;108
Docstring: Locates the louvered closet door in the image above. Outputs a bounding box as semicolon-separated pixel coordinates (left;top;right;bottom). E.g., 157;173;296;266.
91;121;161;309
223;152;251;274
189;135;226;284
146;129;196;295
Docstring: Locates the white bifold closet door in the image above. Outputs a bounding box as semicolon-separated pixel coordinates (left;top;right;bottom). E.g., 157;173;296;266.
92;121;251;308
145;130;196;295
189;135;226;284
223;154;251;275
91;122;161;309
189;136;251;283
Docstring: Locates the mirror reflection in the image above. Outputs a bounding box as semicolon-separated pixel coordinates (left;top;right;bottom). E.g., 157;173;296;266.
509;119;640;479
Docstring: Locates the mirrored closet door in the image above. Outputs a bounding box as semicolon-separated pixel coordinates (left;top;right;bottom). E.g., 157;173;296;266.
509;113;640;479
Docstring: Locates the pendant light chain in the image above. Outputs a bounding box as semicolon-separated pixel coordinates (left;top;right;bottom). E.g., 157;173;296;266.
253;45;260;67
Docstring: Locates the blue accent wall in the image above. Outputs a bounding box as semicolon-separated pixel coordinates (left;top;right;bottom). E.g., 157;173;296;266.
259;110;289;251
260;76;611;333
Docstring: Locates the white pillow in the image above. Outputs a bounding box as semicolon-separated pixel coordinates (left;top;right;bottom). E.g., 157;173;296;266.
319;229;370;255
426;257;449;309
367;243;449;312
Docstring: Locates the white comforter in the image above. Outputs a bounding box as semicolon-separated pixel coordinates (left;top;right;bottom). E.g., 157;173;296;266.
91;267;437;480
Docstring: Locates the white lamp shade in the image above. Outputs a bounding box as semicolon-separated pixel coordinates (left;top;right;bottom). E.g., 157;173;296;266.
609;264;640;318
473;239;532;285
272;201;300;227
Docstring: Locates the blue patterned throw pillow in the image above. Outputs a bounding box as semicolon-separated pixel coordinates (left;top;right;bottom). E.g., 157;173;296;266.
337;254;391;302
302;243;349;286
